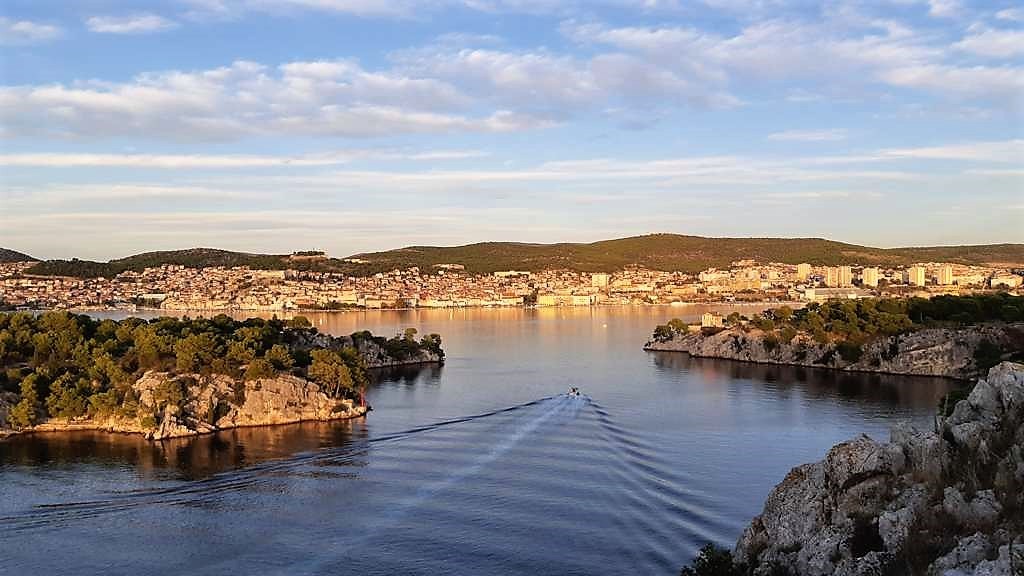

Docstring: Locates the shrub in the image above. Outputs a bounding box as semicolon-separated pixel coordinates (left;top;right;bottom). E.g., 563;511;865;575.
973;339;1004;372
837;340;864;363
762;334;780;352
680;543;745;576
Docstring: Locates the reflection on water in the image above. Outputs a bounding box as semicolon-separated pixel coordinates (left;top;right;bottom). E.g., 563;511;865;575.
651;352;957;412
1;417;369;481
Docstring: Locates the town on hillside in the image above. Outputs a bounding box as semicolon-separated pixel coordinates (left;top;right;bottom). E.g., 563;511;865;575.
1;259;1021;312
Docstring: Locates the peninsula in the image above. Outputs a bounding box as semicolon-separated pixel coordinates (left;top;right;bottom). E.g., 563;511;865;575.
0;313;444;440
646;294;1024;380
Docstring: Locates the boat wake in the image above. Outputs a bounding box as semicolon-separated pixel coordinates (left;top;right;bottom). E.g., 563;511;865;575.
1;391;727;575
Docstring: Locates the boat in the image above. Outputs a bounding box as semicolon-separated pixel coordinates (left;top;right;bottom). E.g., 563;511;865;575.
567;387;581;396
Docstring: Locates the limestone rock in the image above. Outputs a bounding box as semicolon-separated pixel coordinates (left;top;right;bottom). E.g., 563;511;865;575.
733;362;1024;576
646;324;1023;379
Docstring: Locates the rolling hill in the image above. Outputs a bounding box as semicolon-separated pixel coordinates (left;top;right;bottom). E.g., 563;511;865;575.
346;235;1024;274
19;235;1024;277
0;248;38;263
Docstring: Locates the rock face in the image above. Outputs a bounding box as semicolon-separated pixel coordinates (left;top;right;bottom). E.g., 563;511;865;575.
734;362;1024;576
646;323;1023;379
18;372;366;440
137;372;366;440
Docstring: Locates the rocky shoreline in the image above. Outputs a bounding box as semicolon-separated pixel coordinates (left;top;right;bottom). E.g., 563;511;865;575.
728;362;1024;575
1;372;370;440
645;323;1024;380
0;314;444;441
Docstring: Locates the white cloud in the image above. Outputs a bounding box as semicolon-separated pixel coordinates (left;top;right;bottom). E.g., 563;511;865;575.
0;59;551;140
927;0;960;18
565;18;1022;106
0;17;62;45
86;14;179;34
878;140;1024;163
996;8;1024;22
955;26;1024;58
879;64;1024;101
767;129;848;142
0;149;486;168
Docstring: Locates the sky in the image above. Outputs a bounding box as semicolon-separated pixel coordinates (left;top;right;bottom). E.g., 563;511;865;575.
0;0;1022;261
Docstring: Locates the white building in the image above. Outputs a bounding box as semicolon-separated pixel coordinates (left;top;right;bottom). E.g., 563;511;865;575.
861;267;880;287
907;266;926;287
701;312;724;328
991;274;1022;289
936;265;953;286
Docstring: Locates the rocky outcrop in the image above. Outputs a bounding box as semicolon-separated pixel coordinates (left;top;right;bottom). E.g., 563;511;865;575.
288;331;443;368
14;372;366;440
734;362;1024;575
646;323;1024;379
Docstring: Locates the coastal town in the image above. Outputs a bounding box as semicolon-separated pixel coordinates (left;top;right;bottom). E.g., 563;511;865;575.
1;258;1021;312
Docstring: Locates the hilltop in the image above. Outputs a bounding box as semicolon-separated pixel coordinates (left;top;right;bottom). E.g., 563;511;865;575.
27;248;294;277
0;248;37;263
19;235;1024;278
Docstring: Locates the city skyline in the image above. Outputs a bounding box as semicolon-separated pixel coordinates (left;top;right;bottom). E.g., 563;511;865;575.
2;0;1023;260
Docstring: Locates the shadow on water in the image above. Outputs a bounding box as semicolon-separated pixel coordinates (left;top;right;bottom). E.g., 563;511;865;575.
0;418;369;481
649;352;964;411
369;362;444;385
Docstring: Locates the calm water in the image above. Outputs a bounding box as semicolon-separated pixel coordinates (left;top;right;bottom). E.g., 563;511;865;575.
0;306;959;575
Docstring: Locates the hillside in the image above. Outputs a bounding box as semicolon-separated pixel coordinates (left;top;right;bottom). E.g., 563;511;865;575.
0;248;37;263
27;248;294;277
346;235;1024;274
21;235;1024;277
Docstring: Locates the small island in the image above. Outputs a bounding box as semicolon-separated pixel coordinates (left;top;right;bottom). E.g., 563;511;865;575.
646;294;1024;380
0;312;444;439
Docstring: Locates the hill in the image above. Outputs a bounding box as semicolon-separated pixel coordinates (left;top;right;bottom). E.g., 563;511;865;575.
0;248;38;263
347;235;1024;274
21;235;1024;277
26;248;293;277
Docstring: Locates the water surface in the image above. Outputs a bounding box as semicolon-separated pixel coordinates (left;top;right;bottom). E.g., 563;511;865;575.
0;306;958;575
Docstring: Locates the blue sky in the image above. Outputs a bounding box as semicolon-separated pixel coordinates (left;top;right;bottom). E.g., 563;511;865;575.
1;0;1022;260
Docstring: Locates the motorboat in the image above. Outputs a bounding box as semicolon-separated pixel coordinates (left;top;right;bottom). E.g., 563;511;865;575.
567;387;581;396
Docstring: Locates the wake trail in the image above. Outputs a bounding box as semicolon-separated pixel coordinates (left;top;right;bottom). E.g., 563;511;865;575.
291;394;587;574
0;395;561;531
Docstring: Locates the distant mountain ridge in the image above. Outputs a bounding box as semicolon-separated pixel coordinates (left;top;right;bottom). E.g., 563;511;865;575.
0;248;37;263
16;234;1024;278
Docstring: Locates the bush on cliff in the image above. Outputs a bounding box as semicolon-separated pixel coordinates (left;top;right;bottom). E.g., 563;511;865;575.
679;543;745;576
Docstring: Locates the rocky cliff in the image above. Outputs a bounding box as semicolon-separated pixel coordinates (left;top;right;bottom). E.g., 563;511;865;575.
733;362;1024;575
646;323;1024;379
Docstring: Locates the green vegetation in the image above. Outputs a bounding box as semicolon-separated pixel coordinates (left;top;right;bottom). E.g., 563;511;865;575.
0;312;442;430
18;235;1024;277
679;543;745;576
26;248;293;278
352;328;446;362
655;294;1024;367
653;318;690;342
